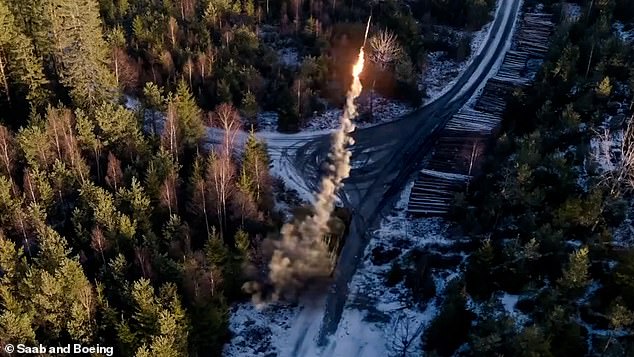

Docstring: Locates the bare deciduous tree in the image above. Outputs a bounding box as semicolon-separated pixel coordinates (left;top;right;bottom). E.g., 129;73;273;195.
196;50;215;84
183;251;222;305
0;124;15;177
168;17;179;47
389;314;424;357
368;29;402;117
594;116;634;196
90;226;110;265
205;103;240;238
161;170;179;216
162;102;182;158
212;103;241;157
184;56;194;87
369;29;403;70
134;246;154;279
105;152;123;191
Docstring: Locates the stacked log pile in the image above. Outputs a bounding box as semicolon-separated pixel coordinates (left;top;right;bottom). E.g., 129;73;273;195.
408;8;555;216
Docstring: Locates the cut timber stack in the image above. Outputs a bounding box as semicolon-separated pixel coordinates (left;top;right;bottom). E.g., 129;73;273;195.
408;170;471;216
444;109;501;136
408;7;554;216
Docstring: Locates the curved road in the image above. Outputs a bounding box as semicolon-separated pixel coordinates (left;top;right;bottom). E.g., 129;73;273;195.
282;0;523;350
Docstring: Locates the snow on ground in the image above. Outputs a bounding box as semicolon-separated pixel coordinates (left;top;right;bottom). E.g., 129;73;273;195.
420;0;500;104
255;111;279;132
562;2;582;23
500;292;519;315
301;95;414;131
302;108;344;131
224;178;462;357
124;95;166;134
321;180;463;357
420;52;468;103
498;292;530;326
224;303;298;357
278;47;300;67
613;22;634;44
589;115;624;174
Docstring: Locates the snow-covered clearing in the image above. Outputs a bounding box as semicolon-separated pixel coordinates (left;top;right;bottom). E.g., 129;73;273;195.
225;179;464;356
322;181;461;357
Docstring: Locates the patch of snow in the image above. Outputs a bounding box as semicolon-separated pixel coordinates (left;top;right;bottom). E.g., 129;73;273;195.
268;150;314;204
124;95;166;134
224;303;298;357
500;292;519;315
255;111;279;132
303;108;344;131
301;94;414;132
420;52;468;103
420;0;500;104
562;2;582;23
613;22;634;44
356;96;414;128
323;179;463;356
589;123;624;174
278;47;300;67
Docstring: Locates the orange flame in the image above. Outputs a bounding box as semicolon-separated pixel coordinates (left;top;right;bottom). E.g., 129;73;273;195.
352;48;365;79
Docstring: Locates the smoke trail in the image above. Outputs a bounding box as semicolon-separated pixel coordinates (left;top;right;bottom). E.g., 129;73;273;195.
245;48;366;303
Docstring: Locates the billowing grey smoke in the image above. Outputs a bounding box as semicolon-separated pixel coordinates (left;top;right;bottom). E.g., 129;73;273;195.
245;48;366;303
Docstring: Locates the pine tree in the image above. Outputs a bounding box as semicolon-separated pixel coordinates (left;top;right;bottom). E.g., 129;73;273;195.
173;79;204;150
142;82;166;135
242;129;271;207
0;0;50;107
4;0;49;59
0;232;36;345
45;0;118;108
93;103;147;159
241;90;258;124
234;229;250;255
232;166;257;223
597;76;612;98
559;247;590;291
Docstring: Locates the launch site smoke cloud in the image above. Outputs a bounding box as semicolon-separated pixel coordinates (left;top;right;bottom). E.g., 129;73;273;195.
245;47;366;303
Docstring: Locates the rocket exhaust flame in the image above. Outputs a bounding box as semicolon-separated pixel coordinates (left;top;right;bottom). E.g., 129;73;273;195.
244;29;369;303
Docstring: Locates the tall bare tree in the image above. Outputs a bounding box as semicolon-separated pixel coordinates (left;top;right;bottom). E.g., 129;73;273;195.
598;115;634;196
205;103;240;238
161;102;182;159
368;29;403;117
105;152;123;191
0;125;15;177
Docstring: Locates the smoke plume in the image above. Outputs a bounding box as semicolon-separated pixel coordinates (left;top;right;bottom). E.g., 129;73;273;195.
245;48;366;303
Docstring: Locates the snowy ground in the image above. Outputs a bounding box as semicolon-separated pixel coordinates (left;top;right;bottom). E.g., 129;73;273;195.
420;1;499;104
613;21;634;44
562;2;582;23
225;180;465;357
226;1;524;355
321;181;462;357
301;95;415;131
